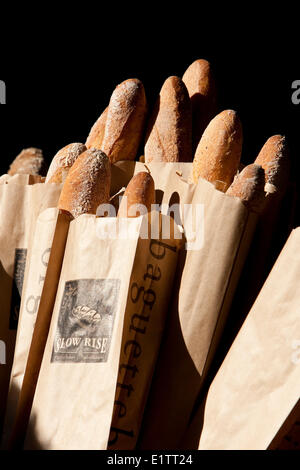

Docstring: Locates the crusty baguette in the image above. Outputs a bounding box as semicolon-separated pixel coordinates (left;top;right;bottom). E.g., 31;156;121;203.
144;76;192;163
58;148;111;218
45;143;86;183
254;135;289;196
227;164;266;213
117;172;155;217
85;107;108;150
192;109;243;191
182;59;217;152
101;79;147;163
8;148;46;176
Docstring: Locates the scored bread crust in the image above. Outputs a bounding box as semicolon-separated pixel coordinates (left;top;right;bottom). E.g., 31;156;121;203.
254;135;289;195
182;59;217;151
192;109;243;191
227;164;266;213
58;148;111;218
101;79;147;163
85;107;108;150
117;172;155;218
45;143;87;184
8;148;45;176
144;76;193;163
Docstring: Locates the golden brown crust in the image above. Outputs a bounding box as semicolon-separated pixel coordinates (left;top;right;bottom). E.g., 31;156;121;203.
58;148;111;218
8;148;45;176
254;135;289;196
182;59;217;151
101;79;147;163
45;143;87;184
227;164;266;213
144;76;193;163
192;109;243;191
117;172;155;218
85;107;108;150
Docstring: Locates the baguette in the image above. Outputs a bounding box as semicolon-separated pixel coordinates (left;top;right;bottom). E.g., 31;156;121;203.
192;109;243;191
85;107;108;150
254;135;289;196
8;148;45;176
117;172;155;217
58;148;111;218
182;59;217;152
144;76;192;163
227;164;266;213
101;79;147;163
45;143;86;183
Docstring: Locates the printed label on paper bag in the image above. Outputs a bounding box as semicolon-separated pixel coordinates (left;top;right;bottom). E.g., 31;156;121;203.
51;279;121;363
9;248;27;329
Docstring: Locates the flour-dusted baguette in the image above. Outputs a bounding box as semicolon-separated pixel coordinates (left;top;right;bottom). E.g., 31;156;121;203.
45;143;87;184
144;76;192;163
254;135;290;196
192;109;243;191
85;107;108;150
58;148;111;218
8;148;46;176
227;164;266;213
101;79;147;163
182;59;217;152
117;171;155;217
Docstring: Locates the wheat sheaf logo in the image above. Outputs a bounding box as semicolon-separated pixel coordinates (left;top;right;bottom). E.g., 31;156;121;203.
71;305;102;329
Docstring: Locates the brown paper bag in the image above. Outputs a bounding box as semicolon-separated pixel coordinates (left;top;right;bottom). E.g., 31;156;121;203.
2;208;60;446
108;216;182;449
22;211;181;449
183;227;300;450
137;178;258;449
0;177;61;433
111;162;195;213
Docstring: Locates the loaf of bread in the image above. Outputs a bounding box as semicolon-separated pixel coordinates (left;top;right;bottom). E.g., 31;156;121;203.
45;143;87;183
227;164;266;213
58;148;111;218
254;135;289;196
101;79;147;163
8;148;46;176
117;172;155;217
144;76;192;163
85;107;108;150
192;109;243;191
182;59;217;152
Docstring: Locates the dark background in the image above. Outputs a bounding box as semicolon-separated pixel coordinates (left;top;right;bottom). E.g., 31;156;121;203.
0;24;299;223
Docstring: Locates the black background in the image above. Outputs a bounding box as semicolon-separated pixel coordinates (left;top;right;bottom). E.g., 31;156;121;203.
0;18;299;222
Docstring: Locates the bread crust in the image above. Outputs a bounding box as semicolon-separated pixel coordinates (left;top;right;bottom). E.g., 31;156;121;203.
117;172;155;218
85;107;108;150
227;164;266;213
45;143;87;184
8;148;45;176
144;76;192;163
192;109;243;191
182;59;217;151
254;135;289;195
58;148;111;218
101;79;147;163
